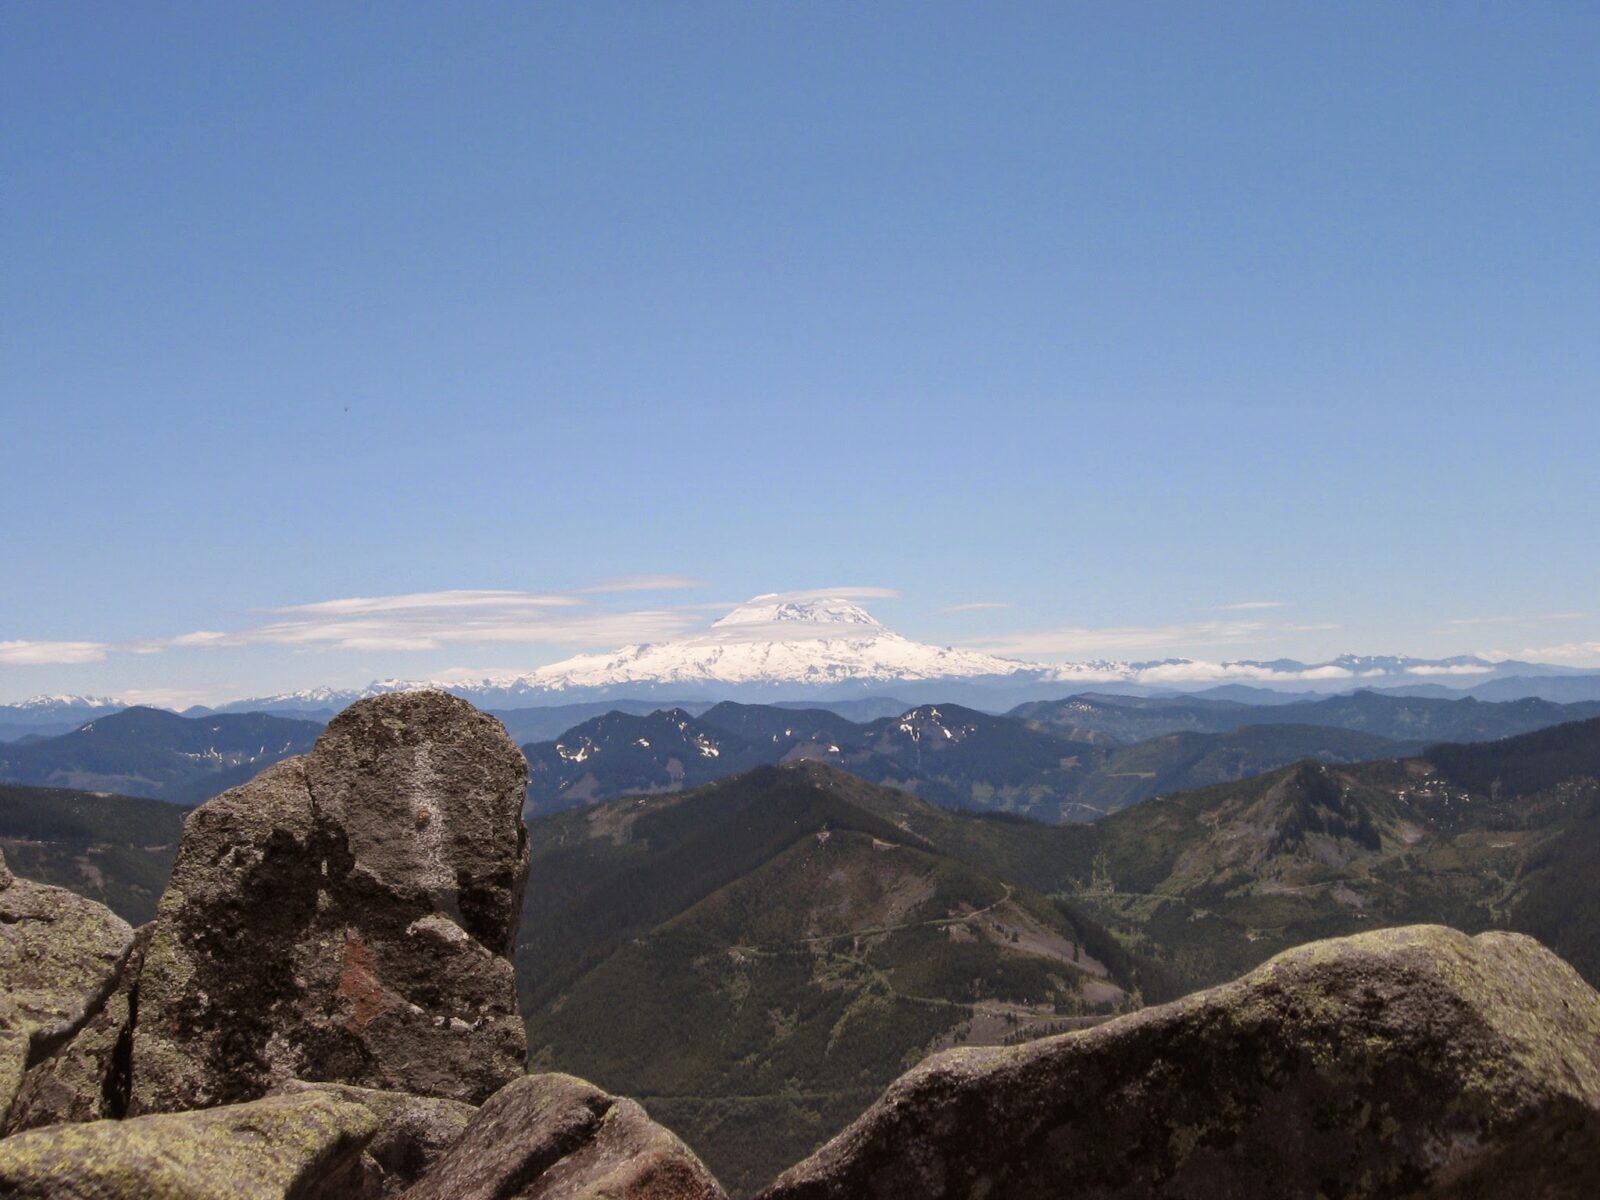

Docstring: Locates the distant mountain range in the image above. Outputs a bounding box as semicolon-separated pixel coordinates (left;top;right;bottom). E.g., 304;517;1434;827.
5;690;1598;818
523;690;1600;822
1014;690;1600;744
0;695;127;743
8;597;1595;722
8;707;1600;1192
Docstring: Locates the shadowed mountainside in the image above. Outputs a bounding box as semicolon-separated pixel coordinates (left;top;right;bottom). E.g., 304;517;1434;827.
0;708;322;805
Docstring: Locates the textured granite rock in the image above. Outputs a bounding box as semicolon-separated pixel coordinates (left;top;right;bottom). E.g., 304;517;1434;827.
403;1072;727;1200
277;1081;476;1197
0;846;134;1129
759;925;1600;1200
129;691;530;1113
4;926;151;1134
0;1089;379;1199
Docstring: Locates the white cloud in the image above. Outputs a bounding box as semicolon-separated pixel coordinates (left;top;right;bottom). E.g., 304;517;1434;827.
1209;600;1288;611
270;590;580;616
576;575;705;593
172;605;700;654
167;630;233;647
120;686;214;709
752;587;900;603
940;602;1011;613
0;640;110;665
970;620;1270;659
1445;612;1586;627
1492;641;1600;667
1132;660;1357;684
147;584;719;654
2;581;905;672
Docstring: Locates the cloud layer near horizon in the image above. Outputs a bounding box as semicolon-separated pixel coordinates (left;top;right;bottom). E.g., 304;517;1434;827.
4;583;1599;684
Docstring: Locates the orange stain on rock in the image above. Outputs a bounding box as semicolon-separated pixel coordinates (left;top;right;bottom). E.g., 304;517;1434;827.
336;932;388;1033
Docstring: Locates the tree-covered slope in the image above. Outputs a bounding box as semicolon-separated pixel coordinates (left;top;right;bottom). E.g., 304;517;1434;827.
0;782;185;922
515;765;1142;1195
0;707;322;805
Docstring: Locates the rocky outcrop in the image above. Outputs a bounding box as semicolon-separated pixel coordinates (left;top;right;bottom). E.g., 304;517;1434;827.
129;691;530;1113
277;1081;477;1198
2;925;150;1134
0;695;739;1197
0;846;134;1130
403;1073;727;1200
759;925;1600;1200
0;1089;379;1199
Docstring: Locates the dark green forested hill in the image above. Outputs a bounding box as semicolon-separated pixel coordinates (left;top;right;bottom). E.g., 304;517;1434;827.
0;782;186;922
516;766;1146;1195
879;717;1600;998
0;707;322;805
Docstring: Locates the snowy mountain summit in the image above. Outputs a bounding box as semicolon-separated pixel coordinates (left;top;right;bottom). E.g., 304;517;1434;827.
503;595;1027;693
710;595;888;631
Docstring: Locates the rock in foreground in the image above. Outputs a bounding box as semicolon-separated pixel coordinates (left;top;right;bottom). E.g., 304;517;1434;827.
276;1081;477;1198
760;925;1600;1200
0;1090;378;1199
403;1072;727;1200
130;691;531;1113
0;846;134;1130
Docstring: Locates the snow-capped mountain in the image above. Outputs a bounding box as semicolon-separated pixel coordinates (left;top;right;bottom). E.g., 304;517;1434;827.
194;680;436;716
500;596;1031;692
3;694;126;711
72;595;1595;716
0;695;130;740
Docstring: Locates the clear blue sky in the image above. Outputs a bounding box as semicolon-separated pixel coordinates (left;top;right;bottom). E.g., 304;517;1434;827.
3;2;1597;704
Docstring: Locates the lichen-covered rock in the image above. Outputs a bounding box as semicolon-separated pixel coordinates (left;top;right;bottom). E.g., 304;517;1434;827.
0;1007;25;1140
0;1089;379;1199
403;1073;727;1200
0;847;134;1129
129;691;530;1114
277;1081;476;1197
4;926;151;1134
759;925;1600;1200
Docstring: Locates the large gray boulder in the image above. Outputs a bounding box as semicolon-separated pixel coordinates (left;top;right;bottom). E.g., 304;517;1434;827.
0;846;134;1130
403;1073;727;1200
0;1089;379;1199
128;691;530;1114
759;925;1600;1200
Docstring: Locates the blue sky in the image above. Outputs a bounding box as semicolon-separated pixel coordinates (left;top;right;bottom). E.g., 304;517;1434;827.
3;2;1597;704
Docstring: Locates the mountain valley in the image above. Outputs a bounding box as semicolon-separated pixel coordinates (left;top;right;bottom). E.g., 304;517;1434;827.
5;697;1600;1193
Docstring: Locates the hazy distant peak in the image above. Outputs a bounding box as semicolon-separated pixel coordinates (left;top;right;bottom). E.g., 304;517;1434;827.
13;694;126;709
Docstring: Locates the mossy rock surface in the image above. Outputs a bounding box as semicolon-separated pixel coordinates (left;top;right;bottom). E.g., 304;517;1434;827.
276;1081;475;1197
0;1090;379;1199
4;925;152;1135
760;925;1600;1199
0;846;133;1129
